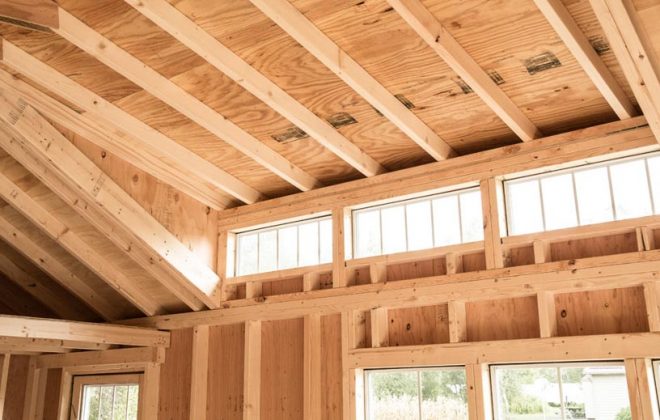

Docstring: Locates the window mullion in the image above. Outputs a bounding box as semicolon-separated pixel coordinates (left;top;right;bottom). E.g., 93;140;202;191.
606;165;618;221
557;367;567;420
417;370;423;420
645;158;657;215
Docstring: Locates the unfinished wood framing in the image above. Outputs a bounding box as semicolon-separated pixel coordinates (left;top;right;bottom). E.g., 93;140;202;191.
243;320;261;420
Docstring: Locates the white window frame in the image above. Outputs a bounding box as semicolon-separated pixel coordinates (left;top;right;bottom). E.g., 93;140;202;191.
490;361;629;420
233;215;332;277
70;373;143;420
363;366;468;419
351;186;482;259
504;151;660;236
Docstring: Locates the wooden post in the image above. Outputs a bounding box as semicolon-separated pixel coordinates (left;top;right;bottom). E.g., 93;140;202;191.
215;230;231;302
637;227;656;251
624;358;659;420
303;271;321;291
466;364;492;420
533;240;551;264
22;357;40;420
480;178;504;269
643;281;660;332
303;314;322;419
445;252;463;274
448;301;467;343
537;292;558;338
369;263;387;284
0;353;10;419
190;325;210;420
370;308;389;348
341;311;355;420
140;363;161;420
56;370;72;420
333;207;349;288
245;282;263;299
243;320;261;420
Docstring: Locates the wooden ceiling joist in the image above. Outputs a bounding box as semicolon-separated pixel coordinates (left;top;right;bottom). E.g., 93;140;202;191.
0;39;261;207
590;0;660;142
0;249;94;321
0;93;222;309
0;336;110;352
0;168;162;316
534;0;637;120
0;315;170;347
387;0;542;142
125;0;385;178
0;204;120;321
249;0;457;161
53;7;321;191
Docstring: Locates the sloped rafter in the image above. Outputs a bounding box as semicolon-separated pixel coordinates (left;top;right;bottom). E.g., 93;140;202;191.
125;0;385;178
534;0;637;120
589;0;660;142
0;204;120;321
0;40;262;207
0;164;163;316
0;93;222;310
52;7;321;191
387;0;542;141
248;0;457;161
0;245;95;321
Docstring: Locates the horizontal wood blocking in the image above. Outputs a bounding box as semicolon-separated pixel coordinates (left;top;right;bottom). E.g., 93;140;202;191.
347;332;660;368
36;346;165;369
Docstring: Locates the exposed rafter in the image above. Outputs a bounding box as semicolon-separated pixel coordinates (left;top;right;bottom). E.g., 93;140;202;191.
248;0;457;161
534;0;637;119
387;0;542;141
0;164;162;316
0;40;262;207
589;0;660;141
125;0;385;178
0;93;223;309
52;7;321;191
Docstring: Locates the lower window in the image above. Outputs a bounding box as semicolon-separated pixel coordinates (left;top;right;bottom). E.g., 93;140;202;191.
71;374;141;420
365;367;468;420
491;362;631;420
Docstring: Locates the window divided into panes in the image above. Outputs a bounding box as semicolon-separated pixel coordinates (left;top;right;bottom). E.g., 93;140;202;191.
505;152;660;236
491;362;631;420
234;216;332;276
353;188;483;258
364;367;468;420
72;374;141;420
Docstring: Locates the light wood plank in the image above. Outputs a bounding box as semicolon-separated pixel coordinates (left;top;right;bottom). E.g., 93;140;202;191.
369;263;387;284
0;353;9;419
480;178;504;269
0;0;58;29
537;291;558;338
333;208;349;288
389;0;541;141
624;358;659;420
55;7;320;192
249;0;456;161
370;307;389;348
21;357;38;420
37;347;165;369
140;363;161;420
637;226;656;251
466;364;491;420
243;320;261;420
643;281;660;332
533;240;552;264
448;301;467;343
445;252;463;274
124;0;385;178
534;0;636;119
303;314;321;419
0;336;110;352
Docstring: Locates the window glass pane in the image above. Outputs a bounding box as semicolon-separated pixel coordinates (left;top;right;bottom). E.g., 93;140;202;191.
459;191;484;243
368;370;420;420
540;173;578;230
277;225;298;269
82;386;99;419
560;366;630;420
80;383;139;420
298;222;319;266
99;386;114;420
574;167;614;225
356;210;381;257
649;156;660;214
432;195;461;247
507;180;544;235
610;159;653;220
493;366;562;420
319;219;332;263
258;230;277;273
406;201;433;251
112;386;128;420
420;370;468;420
381;206;407;254
237;233;258;276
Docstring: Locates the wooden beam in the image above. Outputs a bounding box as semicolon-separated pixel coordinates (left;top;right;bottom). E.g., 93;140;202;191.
0;315;170;347
21;357;39;420
445;252;463;274
0;0;58;30
341;311;353;420
332;207;349;288
249;0;456;161
532;240;552;264
480;178;503;269
388;0;541;141
243;320;261;420
0;94;222;309
448;300;467;343
0;168;162;316
0;64;244;209
624;358;659;420
141;363;161;419
53;8;320;192
218;116;655;231
348;332;660;368
370;307;389;348
303;314;322;419
0;205;121;321
534;0;637;119
536;291;558;338
590;0;660;141
124;0;384;178
0;353;9;419
369;263;387;284
465;364;491;420
643;281;660;332
37;346;165;369
637;226;656;251
190;325;209;420
0;336;110;353
123;249;660;329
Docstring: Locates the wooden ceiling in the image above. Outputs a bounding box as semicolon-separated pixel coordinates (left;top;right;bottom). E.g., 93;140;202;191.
0;0;656;322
